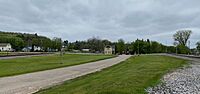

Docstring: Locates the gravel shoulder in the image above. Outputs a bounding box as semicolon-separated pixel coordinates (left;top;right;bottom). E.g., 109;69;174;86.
147;54;200;94
0;55;131;94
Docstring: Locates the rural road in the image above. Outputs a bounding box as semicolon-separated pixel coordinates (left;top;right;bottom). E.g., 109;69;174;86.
0;55;131;94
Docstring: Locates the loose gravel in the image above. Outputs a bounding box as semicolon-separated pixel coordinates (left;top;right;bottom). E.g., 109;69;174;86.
147;59;200;94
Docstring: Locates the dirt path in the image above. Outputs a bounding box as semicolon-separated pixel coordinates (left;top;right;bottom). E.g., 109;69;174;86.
147;54;200;94
0;55;131;94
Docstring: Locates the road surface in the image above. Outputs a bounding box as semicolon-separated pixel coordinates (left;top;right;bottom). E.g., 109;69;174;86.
0;55;131;94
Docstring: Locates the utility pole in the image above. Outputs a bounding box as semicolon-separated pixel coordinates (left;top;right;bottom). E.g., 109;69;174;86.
188;40;191;55
174;42;178;55
60;40;64;64
165;41;168;53
138;41;140;55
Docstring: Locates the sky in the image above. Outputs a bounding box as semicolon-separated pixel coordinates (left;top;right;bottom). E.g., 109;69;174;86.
0;0;200;48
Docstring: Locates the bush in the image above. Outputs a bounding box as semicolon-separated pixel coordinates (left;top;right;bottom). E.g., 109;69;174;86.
177;45;190;54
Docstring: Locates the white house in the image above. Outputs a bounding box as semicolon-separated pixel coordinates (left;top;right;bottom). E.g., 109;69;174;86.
82;49;90;52
22;47;32;52
34;46;42;51
22;46;43;52
0;43;12;51
104;45;114;55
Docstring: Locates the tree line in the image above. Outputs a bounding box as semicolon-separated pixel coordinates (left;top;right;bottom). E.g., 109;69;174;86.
65;37;113;53
0;31;62;51
65;30;199;55
0;30;199;54
65;38;175;54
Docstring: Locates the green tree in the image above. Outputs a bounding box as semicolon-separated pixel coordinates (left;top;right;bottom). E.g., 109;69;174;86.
0;36;25;51
116;39;125;54
87;37;103;52
40;38;52;51
63;40;69;47
177;44;190;54
196;41;200;52
51;37;62;51
167;46;176;53
9;37;25;51
150;41;162;53
102;39;112;47
146;39;151;53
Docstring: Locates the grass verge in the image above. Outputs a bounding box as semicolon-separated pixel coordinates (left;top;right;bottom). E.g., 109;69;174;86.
37;55;188;94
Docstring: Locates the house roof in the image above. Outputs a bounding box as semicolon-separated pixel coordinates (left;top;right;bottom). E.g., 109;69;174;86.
0;43;11;47
105;45;115;49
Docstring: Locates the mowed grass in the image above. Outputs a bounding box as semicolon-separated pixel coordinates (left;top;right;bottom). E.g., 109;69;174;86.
0;54;114;77
37;55;187;94
0;52;10;56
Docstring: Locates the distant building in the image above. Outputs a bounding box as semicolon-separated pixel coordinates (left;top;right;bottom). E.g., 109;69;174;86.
104;45;114;55
22;47;32;52
47;48;58;52
72;50;80;53
82;49;90;52
0;43;12;51
34;46;42;51
22;46;43;52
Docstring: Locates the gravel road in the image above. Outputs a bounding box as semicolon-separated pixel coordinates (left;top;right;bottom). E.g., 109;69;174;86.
0;55;131;94
147;54;200;94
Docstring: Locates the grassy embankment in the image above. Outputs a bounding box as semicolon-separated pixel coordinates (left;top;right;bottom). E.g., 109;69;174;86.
37;55;188;94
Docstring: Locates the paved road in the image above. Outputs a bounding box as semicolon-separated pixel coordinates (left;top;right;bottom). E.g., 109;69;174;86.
164;54;200;62
149;53;200;62
0;55;131;94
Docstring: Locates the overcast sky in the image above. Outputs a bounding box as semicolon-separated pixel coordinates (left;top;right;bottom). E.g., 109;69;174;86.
0;0;200;48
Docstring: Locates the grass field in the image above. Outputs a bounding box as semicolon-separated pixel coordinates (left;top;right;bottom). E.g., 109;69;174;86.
0;54;114;77
37;55;187;94
0;52;11;56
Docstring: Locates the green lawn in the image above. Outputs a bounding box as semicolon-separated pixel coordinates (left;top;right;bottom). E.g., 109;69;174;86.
37;55;187;94
0;52;10;56
0;54;114;77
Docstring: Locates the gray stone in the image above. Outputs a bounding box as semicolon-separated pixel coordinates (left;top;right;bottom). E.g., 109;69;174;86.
147;57;200;94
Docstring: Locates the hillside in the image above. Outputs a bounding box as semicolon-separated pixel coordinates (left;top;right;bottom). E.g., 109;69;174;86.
0;31;61;51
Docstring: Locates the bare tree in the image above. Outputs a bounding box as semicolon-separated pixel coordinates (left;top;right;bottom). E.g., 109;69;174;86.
173;30;192;46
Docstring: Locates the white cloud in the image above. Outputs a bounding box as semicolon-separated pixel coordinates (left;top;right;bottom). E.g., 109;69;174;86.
0;0;200;48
